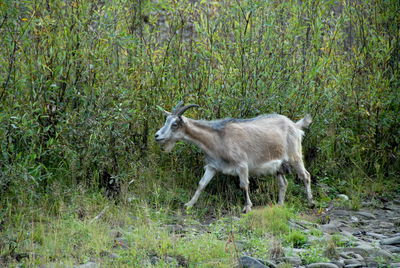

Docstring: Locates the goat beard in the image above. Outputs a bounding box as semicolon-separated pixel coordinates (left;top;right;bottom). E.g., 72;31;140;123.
163;140;177;153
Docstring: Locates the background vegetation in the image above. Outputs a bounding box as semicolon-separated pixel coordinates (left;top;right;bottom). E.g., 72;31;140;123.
0;0;399;266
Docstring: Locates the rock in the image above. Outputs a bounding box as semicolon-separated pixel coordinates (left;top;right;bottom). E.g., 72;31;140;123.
109;230;122;238
74;262;98;268
383;245;400;253
331;260;345;268
321;221;343;234
355;212;376;220
344;264;363;268
373;249;394;260
379;221;395;228
365;232;386;239
39;263;68;268
340;252;363;260
150;256;160;265
165;256;176;263
337;194;349;201
364;257;378;267
381;235;400;245
343;259;362;265
389;263;400;267
350;216;359;223
108;253;120;259
339;247;370;257
165;224;184;233
279;256;302;266
306;263;339;268
239;256;272;268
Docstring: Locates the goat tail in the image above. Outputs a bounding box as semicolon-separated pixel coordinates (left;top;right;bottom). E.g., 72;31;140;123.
295;114;312;129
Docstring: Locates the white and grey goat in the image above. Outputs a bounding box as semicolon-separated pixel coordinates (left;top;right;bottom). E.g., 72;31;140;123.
155;102;314;212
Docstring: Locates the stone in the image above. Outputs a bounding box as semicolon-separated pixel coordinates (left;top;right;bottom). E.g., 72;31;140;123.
338;247;370;257
279;256;302;266
379;221;395;228
383;245;400;253
108;253;120;259
343;259;362;265
372;249;394;260
165;224;184;233
344;264;363;268
381;235;400;245
365;232;386;239
306;263;339;268
350;216;359;223
331;260;345;268
337;194;349;201
150;256;160;265
239;256;272;268
74;262;98;268
321;221;343;234
389;263;400;267
165;256;176;263
364;258;378;267
355;212;376;220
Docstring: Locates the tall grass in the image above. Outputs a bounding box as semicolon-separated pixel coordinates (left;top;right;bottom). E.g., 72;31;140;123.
0;0;399;228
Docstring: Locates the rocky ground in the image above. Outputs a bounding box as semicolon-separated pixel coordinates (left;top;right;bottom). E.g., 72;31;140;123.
240;197;400;268
43;197;400;268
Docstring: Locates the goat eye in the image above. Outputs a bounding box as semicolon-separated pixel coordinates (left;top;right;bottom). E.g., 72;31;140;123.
171;122;179;129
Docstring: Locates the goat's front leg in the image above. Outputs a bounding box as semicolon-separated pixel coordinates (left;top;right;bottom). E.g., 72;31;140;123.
184;166;216;208
238;166;252;213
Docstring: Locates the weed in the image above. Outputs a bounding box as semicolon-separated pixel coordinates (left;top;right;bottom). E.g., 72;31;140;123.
284;230;308;248
300;247;330;265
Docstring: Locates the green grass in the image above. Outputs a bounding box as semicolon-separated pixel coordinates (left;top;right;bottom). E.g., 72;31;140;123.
284;230;308;248
242;206;294;236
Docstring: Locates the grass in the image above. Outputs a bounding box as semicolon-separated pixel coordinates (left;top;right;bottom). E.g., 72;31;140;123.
242;206;294;236
1;174;398;267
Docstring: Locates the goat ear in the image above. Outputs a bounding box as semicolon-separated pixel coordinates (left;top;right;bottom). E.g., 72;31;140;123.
156;105;171;116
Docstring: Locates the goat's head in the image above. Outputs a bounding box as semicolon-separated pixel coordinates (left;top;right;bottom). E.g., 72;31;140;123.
155;101;199;152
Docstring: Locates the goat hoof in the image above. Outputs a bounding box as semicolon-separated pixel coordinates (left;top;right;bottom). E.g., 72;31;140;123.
308;200;316;208
184;202;193;209
242;206;252;214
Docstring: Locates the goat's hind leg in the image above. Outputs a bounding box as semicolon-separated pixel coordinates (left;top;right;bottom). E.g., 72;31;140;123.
291;159;314;207
276;174;288;205
184;166;216;208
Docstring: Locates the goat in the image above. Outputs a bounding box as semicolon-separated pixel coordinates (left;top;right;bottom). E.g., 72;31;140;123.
155;102;314;213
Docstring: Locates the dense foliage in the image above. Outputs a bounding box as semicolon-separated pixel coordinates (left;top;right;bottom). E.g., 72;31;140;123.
1;0;399;205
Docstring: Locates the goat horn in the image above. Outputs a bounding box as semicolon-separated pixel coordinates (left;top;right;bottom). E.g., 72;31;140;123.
176;104;200;116
172;101;184;114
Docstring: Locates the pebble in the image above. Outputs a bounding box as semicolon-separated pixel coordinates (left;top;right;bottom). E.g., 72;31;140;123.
337;194;349;201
